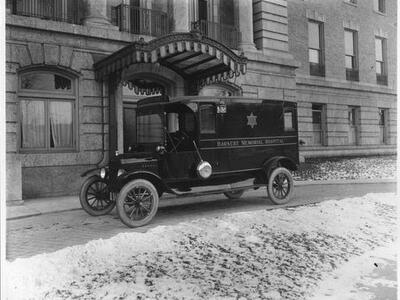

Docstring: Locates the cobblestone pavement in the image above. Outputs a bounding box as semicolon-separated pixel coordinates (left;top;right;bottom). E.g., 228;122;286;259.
6;182;395;261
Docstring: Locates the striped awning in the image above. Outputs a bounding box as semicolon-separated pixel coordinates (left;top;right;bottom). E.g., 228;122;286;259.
94;32;248;87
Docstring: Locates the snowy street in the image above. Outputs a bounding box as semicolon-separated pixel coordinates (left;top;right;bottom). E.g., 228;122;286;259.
5;192;397;300
6;182;395;260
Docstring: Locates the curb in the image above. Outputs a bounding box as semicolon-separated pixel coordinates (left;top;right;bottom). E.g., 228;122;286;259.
6;179;396;221
294;178;396;186
7;208;82;221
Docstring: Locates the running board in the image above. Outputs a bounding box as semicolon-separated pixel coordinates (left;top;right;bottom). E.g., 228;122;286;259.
168;184;266;198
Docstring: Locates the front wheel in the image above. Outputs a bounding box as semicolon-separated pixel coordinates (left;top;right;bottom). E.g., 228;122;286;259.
267;167;294;205
116;179;159;228
79;176;116;216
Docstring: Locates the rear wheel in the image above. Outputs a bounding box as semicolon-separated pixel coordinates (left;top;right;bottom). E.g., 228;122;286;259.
116;179;159;228
267;167;294;205
79;176;116;216
224;190;244;199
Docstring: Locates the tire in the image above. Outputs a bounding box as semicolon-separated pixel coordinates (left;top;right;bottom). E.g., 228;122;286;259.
224;190;244;199
267;167;294;205
116;179;159;228
79;175;116;216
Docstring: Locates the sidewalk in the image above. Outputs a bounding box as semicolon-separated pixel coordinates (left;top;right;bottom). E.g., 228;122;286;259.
6;178;396;221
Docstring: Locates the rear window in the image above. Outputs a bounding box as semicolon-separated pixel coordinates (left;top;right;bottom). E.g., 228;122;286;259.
284;108;296;131
199;104;216;134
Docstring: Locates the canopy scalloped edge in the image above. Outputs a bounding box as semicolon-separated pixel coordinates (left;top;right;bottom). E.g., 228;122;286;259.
94;31;248;87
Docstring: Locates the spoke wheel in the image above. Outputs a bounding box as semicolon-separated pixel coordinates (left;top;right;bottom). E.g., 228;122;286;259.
116;179;159;228
267;167;294;205
224;190;245;199
79;176;116;216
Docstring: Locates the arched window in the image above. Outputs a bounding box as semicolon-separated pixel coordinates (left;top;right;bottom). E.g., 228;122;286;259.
18;70;77;151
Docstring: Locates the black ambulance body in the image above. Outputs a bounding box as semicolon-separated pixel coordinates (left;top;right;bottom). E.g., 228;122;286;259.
80;96;299;227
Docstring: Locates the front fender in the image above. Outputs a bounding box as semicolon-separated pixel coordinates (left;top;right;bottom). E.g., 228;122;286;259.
81;167;102;178
116;171;170;195
262;156;298;176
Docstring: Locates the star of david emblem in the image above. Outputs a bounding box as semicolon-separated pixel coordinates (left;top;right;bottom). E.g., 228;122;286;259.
247;112;257;129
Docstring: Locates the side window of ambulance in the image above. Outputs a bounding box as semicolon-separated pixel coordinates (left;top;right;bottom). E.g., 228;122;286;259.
284;108;296;131
199;104;216;134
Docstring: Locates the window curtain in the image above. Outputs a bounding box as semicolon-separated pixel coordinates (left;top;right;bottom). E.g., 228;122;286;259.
20;100;46;148
49;101;73;148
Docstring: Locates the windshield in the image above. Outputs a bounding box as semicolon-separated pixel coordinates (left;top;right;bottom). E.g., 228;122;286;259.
136;108;164;145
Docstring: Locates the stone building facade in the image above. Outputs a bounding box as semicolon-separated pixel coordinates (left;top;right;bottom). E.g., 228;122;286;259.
288;0;396;157
5;0;396;203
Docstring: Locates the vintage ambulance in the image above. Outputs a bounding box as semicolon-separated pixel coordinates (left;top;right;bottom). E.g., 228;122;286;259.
80;96;299;227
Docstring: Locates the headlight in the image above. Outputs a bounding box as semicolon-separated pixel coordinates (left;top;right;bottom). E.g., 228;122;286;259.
156;145;166;153
100;168;106;179
197;161;212;179
117;169;126;177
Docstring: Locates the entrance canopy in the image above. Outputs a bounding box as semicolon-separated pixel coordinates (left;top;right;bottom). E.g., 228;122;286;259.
94;32;248;88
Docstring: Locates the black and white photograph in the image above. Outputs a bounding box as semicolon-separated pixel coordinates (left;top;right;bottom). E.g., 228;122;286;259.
0;0;398;299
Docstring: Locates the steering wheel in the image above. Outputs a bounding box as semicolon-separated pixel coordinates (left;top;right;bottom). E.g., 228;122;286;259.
166;131;187;152
180;131;189;139
173;131;188;143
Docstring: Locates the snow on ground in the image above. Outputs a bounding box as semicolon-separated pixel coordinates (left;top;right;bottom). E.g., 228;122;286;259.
294;156;396;181
5;193;397;300
310;244;397;300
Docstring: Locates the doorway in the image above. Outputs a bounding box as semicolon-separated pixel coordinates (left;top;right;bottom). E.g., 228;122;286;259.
378;108;388;144
312;103;327;146
348;106;360;145
123;103;137;152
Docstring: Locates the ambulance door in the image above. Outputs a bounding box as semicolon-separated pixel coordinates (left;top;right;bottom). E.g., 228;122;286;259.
197;103;229;174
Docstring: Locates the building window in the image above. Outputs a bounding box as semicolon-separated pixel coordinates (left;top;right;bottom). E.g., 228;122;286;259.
344;29;359;81
308;20;325;77
378;108;388;144
312;104;327;145
373;0;385;13
192;0;240;49
375;37;387;85
348;106;360;145
18;71;76;151
7;0;83;24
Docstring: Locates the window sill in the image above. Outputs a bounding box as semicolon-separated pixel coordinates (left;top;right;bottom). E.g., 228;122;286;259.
373;10;387;16
343;1;357;7
309;74;326;78
19;148;78;154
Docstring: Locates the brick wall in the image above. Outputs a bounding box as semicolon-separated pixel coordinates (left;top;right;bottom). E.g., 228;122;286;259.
288;0;396;88
287;0;397;154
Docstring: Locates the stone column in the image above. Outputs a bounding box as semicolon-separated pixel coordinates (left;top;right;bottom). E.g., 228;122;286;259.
108;77;122;157
83;0;115;28
116;84;124;154
253;0;291;58
172;0;190;32
234;0;257;51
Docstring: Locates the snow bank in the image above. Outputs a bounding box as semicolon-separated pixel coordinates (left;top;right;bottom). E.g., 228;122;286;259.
5;193;397;300
310;244;397;300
